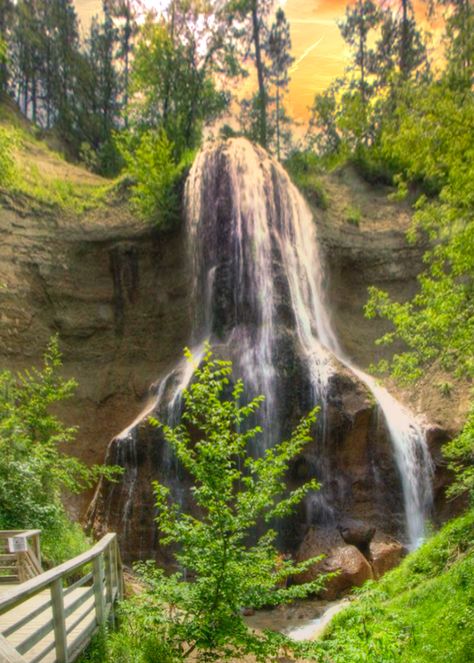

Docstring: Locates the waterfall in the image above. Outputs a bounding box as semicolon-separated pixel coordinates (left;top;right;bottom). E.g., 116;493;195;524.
184;138;433;548
100;138;433;555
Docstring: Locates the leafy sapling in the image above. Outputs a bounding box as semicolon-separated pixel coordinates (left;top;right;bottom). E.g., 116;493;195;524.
122;348;329;662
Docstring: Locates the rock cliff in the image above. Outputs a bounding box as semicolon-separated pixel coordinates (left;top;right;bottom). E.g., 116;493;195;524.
0;147;466;582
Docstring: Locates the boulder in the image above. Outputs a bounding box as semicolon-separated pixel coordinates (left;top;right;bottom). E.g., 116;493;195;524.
370;539;405;579
337;519;376;558
295;527;373;600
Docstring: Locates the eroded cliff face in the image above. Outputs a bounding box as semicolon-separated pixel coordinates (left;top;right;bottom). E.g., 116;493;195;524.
0;155;465;566
0;195;192;514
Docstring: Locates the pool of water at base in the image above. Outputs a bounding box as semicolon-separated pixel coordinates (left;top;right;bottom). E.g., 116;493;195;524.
244;598;349;642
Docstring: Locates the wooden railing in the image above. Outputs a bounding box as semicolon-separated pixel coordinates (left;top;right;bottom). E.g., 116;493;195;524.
0;533;123;663
0;531;43;584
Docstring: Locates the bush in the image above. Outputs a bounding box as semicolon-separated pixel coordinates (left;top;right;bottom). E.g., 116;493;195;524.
118;129;192;229
0;337;121;565
345;205;362;226
285;151;329;210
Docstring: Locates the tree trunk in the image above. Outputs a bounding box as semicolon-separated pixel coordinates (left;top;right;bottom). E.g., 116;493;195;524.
400;0;409;77
276;86;280;160
251;0;267;149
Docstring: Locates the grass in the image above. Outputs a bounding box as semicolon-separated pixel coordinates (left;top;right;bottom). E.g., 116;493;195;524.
0;101;113;214
300;508;474;662
285;152;330;211
345;205;362;227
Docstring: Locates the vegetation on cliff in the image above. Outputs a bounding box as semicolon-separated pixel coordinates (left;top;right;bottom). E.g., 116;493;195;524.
0;337;120;565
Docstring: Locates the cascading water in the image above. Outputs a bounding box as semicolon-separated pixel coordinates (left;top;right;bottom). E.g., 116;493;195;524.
185;138;433;548
91;138;433;558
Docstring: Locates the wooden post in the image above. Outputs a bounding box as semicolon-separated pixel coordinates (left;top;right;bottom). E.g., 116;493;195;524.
92;553;106;626
51;578;68;663
106;544;115;626
116;539;124;601
32;533;41;568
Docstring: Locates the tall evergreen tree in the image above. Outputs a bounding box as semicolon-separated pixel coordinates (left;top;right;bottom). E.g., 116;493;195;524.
266;8;293;160
374;0;427;89
227;0;274;148
338;0;381;105
108;0;142;126
0;0;13;93
433;0;474;88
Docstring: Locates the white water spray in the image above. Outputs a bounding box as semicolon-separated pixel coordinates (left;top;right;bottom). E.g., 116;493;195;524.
185;138;433;547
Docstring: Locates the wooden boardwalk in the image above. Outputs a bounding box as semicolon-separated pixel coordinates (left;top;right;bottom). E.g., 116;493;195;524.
0;531;123;663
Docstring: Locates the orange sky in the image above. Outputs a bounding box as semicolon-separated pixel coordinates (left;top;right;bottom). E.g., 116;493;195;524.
75;1;436;120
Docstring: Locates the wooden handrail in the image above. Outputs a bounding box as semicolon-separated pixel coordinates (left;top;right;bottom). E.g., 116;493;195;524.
0;530;43;584
0;531;42;539
0;534;117;615
0;533;123;663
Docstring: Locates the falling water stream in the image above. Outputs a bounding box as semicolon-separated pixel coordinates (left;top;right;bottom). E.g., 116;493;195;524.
184;139;433;548
109;138;433;552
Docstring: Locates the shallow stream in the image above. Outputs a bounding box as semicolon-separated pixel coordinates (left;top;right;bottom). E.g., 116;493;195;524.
244;598;349;642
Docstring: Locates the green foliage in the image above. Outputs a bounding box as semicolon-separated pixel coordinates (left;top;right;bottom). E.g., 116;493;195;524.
444;404;474;500
285;151;329;210
345;205;362;227
298;509;474;663
129;10;229;161
118;129;190;229
365;83;474;383
85;348;328;662
0;336;121;564
0;124;18;186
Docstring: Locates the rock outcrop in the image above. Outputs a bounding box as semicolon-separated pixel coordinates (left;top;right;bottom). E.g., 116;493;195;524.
0;196;192;514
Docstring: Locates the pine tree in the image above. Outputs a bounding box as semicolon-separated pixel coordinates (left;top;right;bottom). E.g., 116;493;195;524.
108;0;142;126
0;0;13;93
374;0;427;90
227;0;274;148
433;0;474;88
266;8;293;160
338;0;381;105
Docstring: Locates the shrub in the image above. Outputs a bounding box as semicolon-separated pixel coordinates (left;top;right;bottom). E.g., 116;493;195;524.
118;129;191;229
0;336;121;565
285;151;330;210
345;205;362;226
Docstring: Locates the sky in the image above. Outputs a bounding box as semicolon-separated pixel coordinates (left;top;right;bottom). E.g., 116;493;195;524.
74;1;434;121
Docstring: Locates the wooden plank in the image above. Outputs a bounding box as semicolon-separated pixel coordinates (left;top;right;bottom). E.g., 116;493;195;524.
16;617;54;656
50;579;68;663
64;586;94;619
28;638;55;663
2;594;51;638
0;634;27;663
